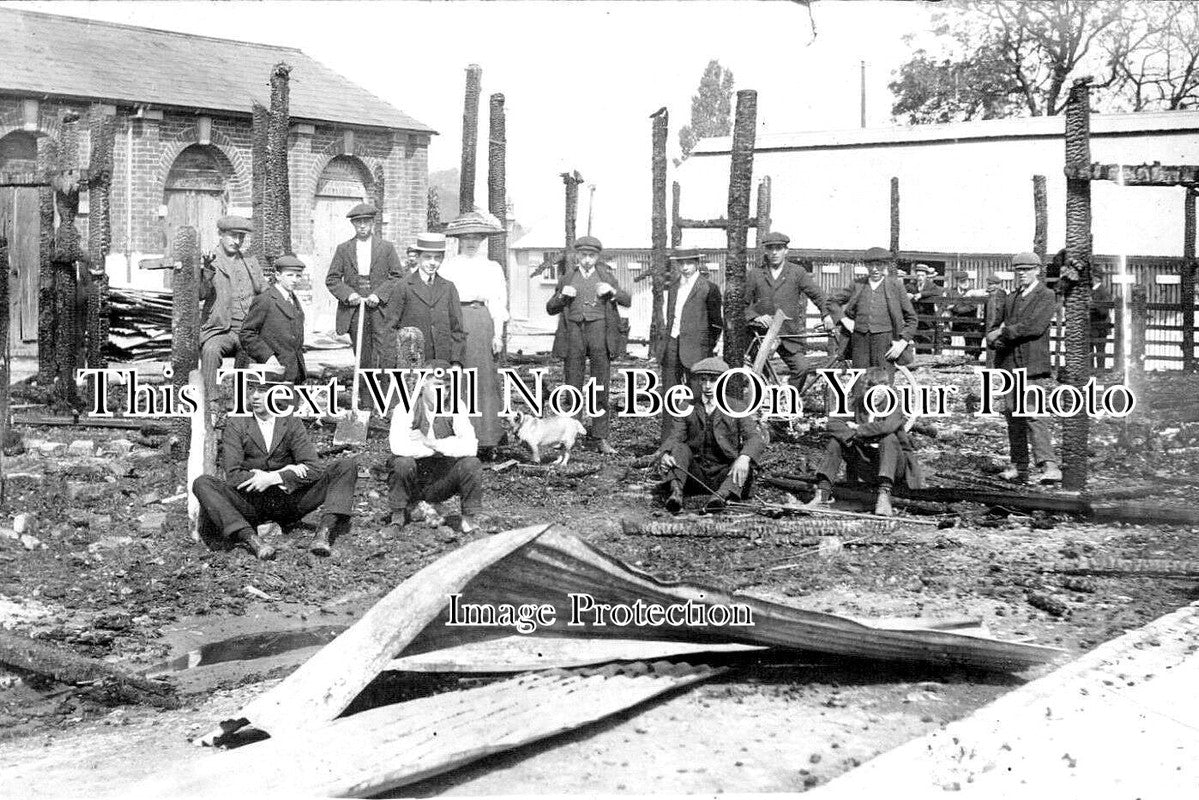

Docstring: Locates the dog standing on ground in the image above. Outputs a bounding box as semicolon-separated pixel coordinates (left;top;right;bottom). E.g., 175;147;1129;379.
506;412;587;465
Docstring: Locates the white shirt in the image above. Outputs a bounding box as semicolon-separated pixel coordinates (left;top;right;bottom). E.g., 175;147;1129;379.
389;396;478;459
439;253;510;325
868;278;884;291
670;272;700;339
769;265;784;282
1021;278;1041;298
275;284;294;306
254;414;276;451
356;237;372;282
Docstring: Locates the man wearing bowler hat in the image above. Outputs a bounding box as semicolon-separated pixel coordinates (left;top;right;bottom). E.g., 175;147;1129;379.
547;236;631;455
200;215;266;391
390;233;467;364
838;247;918;370
655;247;723;443
240;255;309;384
326;203;406;369
191;377;360;559
987;251;1061;485
745;231;835;387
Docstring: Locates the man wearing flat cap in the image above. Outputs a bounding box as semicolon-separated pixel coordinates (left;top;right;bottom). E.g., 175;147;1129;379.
1089;263;1115;372
983;273;1007;368
655;358;764;515
838;247;918;370
547;236;631;455
655;247;723;443
390;233;467;364
987;252;1061;485
745;231;835;388
191;377;360;559
240;255;309;383
908;263;944;354
199;215;266;391
944;270;986;361
326;203;406;369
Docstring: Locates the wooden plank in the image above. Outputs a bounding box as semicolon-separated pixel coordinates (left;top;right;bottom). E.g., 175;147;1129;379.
141;662;721;797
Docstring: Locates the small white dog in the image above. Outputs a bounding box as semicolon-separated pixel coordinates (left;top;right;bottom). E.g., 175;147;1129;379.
506;411;587;465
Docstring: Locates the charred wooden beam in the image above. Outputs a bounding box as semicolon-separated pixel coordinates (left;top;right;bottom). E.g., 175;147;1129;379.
1033;174;1048;259
371;162;386;240
426;185;442;232
459;64;482;213
755;175;772;237
36;136;58;385
52;113;85;408
1128;284;1150;417
670;180;682;247
650;107;668;356
723;89;757;370
676;216;763;230
562;170;582;268
1063;161;1199;186
0;228;8;499
763;476;950;516
1062;78;1093;491
86;109;116;369
170;226;200;458
1183;188;1196;372
264;63;293;270
1049;555;1199;578
250;102;269;265
889;176;900;256
487;93;508;274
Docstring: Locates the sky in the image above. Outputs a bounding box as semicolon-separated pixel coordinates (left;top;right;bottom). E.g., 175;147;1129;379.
8;0;940;245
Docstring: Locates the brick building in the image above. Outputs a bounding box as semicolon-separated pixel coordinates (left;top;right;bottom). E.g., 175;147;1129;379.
0;8;435;344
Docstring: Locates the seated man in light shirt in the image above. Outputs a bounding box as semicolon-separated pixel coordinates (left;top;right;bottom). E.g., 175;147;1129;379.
381;360;485;537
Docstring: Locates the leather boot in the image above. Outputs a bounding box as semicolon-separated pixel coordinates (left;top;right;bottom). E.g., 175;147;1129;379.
874;487;894;517
310;526;333;557
702;493;728;514
665;486;684;515
237;528;277;560
807;488;833;507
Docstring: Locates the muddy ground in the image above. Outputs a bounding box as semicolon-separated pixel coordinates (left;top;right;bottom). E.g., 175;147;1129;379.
1;358;1197;795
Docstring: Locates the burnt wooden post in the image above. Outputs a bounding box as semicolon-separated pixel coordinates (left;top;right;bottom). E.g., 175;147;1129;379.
1128;284;1149;416
755;175;772;238
427;186;442;232
1183;188;1196;372
889;177;900;257
250;103;269;265
723;90;757;369
264;63;293;271
86;110;115;369
1062;78;1094;491
1033;175;1048;259
52;112;84;407
670;181;682;248
170;226;200;458
35;136;58;385
0;228;9;491
371;163;386;239
562;170;582;272
487;93;508;355
650;108;668;356
460;64;482;213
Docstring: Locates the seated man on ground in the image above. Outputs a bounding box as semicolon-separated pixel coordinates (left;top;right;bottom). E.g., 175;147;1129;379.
656;357;765;515
807;367;925;517
191;379;359;559
382;360;485;536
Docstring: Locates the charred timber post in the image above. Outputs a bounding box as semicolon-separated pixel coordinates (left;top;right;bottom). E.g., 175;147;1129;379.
0;229;9;494
487;93;508;356
1183;188;1196;372
723;90;757;369
460;65;482;213
562;171;582;271
1062;78;1094;491
250;103;269;266
265;63;293;272
35;134;58;385
371;163;385;239
650;108;668;356
889;177;900;256
670;181;682;248
1033;175;1048;258
1129;284;1150;416
170;226;200;457
86;110;116;369
756;175;772;237
53;112;83;407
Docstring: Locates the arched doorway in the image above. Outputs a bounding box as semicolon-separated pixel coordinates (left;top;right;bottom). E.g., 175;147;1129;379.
310;155;371;334
0;131;40;344
163;144;230;287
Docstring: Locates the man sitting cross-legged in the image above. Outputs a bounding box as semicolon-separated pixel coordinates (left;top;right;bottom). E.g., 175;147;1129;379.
381;360;485;537
656;357;765;515
191;379;359;559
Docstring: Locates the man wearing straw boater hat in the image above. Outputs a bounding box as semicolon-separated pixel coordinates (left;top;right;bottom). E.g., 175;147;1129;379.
390;232;467;365
240;255;309;383
325;203;406;369
656;247;722;443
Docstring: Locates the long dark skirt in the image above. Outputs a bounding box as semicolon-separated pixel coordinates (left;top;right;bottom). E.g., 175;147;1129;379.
461;304;502;446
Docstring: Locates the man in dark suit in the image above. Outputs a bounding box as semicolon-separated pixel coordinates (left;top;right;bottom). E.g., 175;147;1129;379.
839;247;918;370
987;252;1060;485
983;273;1008;368
944;270;986;361
1089;263;1115;372
390;233;467;364
908;263;944;354
656;358;765;514
547;236;631;455
199;215;266;391
325;203;406;369
240;255;308;383
744;231;834;386
191;380;360;559
656;247;723;443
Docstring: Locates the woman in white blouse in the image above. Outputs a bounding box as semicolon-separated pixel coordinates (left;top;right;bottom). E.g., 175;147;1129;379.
441;211;509;454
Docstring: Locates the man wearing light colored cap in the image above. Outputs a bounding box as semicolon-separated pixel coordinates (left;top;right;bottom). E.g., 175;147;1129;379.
987;252;1061;484
908;263;944;354
655;247;723;443
547;236;631;454
240;255;309;383
326;203;406;369
199;215;266;391
745;231;835;388
839;247;918;370
390;233;467;364
655;357;764;515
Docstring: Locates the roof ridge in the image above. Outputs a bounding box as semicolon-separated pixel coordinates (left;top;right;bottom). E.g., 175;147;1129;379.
2;6;305;53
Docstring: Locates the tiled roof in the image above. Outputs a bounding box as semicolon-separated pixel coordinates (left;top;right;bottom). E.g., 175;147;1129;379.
0;8;434;133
